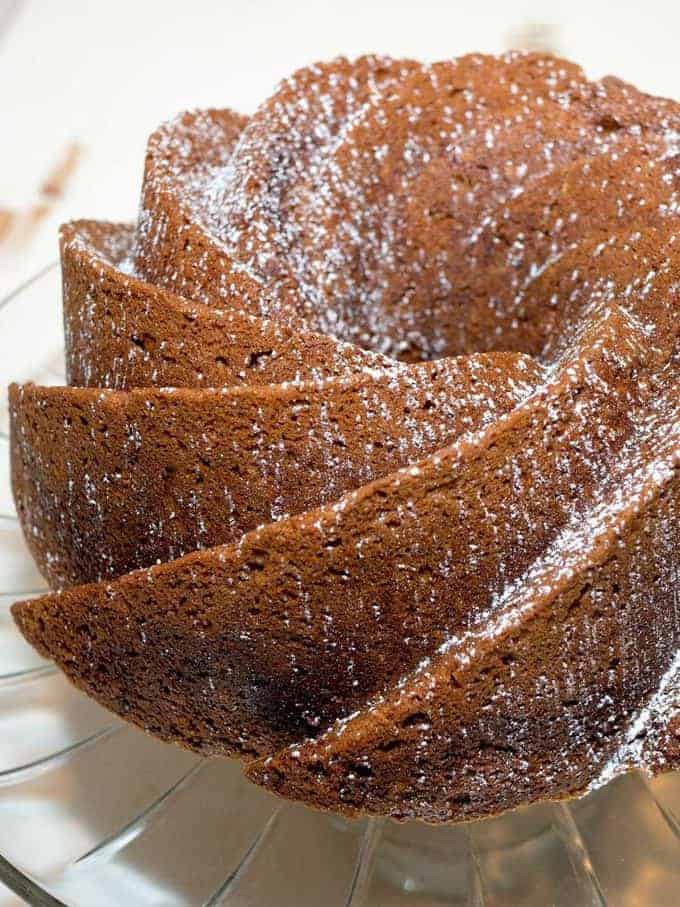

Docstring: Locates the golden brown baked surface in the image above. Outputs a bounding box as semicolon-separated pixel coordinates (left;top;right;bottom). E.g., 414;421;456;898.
10;52;680;822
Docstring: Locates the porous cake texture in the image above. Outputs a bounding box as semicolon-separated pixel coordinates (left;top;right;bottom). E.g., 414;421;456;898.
10;53;679;823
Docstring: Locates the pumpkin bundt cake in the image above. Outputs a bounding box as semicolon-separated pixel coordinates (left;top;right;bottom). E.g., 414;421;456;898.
9;52;679;823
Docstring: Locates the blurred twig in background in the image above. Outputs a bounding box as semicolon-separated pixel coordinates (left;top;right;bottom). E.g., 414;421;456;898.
0;142;82;252
0;0;24;44
506;22;561;54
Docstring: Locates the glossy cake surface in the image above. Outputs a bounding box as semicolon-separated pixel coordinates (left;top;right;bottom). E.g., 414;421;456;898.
9;53;680;822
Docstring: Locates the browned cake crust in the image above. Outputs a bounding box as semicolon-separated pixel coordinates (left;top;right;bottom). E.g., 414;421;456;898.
10;354;539;586
10;52;680;823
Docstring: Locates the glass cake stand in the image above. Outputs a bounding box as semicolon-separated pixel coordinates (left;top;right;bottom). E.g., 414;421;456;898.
0;265;678;907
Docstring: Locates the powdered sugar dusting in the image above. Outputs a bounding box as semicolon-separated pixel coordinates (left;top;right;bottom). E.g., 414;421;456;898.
10;51;680;823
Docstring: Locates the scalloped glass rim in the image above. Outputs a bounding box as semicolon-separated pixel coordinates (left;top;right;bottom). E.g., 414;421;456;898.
0;264;678;907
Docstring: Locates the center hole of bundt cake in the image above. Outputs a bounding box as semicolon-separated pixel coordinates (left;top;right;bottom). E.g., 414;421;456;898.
291;155;564;364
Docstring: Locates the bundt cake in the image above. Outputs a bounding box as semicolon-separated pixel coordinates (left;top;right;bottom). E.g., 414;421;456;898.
9;52;679;823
